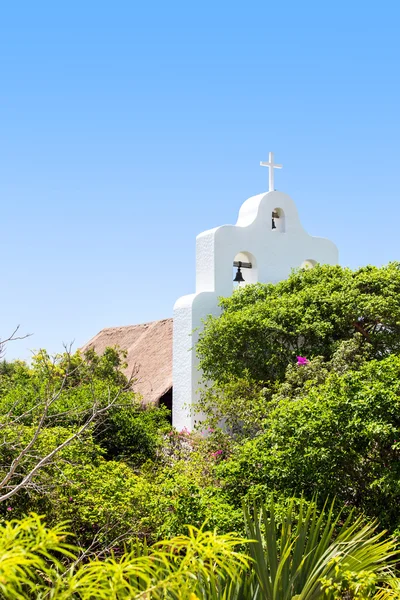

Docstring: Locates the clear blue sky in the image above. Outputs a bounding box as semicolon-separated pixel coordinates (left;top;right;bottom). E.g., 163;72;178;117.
1;1;399;360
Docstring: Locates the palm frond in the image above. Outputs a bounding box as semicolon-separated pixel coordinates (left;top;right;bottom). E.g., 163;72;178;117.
243;498;398;600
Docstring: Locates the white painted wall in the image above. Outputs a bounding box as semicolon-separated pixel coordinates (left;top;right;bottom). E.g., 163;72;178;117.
172;190;338;431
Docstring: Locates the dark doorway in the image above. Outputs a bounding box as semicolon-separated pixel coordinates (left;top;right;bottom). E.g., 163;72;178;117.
159;387;172;422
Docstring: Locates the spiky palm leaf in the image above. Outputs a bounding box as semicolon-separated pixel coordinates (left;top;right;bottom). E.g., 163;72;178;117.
243;498;398;600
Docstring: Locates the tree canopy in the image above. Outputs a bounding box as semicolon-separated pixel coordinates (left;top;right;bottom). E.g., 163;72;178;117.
197;262;400;384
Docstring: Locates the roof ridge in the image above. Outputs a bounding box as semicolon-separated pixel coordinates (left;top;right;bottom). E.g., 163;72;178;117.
98;318;172;334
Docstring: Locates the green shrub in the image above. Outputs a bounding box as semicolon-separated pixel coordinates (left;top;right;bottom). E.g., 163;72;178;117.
218;354;400;532
95;403;171;466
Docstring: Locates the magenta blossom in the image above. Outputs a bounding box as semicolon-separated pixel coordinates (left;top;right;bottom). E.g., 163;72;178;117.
7;507;12;511
211;450;223;458
296;356;309;365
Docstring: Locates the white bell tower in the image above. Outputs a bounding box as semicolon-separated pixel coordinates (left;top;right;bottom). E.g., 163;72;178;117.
172;154;338;431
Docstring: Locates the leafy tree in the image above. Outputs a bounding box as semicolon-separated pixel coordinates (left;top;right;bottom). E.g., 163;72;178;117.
0;345;138;504
0;426;101;519
197;263;400;385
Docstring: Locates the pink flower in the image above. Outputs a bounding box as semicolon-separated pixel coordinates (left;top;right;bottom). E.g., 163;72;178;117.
69;497;73;502
211;449;223;458
297;356;309;365
6;507;12;511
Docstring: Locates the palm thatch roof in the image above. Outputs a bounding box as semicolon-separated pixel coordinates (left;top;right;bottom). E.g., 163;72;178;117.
81;318;172;405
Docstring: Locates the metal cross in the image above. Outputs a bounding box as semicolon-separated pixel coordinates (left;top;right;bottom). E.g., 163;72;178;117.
260;151;283;192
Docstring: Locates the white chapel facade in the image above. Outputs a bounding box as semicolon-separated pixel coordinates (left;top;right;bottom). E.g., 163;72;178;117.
172;153;339;431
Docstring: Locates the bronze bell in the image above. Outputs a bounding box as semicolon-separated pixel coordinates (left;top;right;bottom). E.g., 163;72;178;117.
233;263;245;283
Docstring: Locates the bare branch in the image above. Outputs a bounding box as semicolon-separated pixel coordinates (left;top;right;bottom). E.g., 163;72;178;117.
0;338;135;505
0;326;32;360
0;384;125;503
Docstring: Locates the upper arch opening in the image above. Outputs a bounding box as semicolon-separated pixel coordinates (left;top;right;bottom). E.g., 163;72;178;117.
272;207;285;232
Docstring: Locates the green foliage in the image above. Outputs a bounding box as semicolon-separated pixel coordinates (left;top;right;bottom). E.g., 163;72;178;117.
193;263;400;538
61;526;249;600
136;433;243;540
0;514;74;599
49;459;155;548
143;469;243;540
0;513;250;599
195;374;268;438
218;353;400;532
0;508;398;599
0;426;102;514
0;343;243;546
197;263;400;385
32;346;129;389
3;262;400;583
95;403;171;466
0;346;132;428
0;345;175;545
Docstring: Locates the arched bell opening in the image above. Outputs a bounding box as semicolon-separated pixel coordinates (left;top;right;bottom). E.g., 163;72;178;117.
271;207;285;232
301;259;317;269
233;251;258;289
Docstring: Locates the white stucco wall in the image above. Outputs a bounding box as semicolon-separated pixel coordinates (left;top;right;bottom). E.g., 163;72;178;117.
172;190;338;431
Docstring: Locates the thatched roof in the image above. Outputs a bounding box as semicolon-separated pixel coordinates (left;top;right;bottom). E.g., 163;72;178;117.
81;318;173;405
